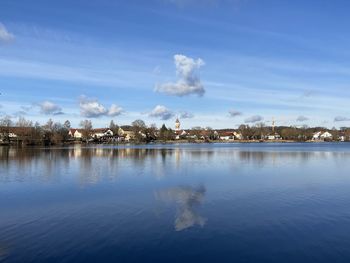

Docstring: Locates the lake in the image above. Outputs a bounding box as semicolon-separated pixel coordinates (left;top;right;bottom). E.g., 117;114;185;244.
1;143;350;262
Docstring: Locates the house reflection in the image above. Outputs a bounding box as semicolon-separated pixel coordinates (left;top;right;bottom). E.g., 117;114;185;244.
155;185;207;231
1;146;350;182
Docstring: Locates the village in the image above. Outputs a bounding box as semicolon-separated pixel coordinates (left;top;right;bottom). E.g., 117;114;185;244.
63;118;347;143
0;117;349;146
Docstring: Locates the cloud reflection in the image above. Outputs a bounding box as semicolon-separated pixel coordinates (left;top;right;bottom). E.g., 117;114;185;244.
156;185;206;231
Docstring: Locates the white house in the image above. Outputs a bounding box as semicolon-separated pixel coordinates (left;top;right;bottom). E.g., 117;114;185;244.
312;131;333;141
175;130;188;140
320;131;333;140
233;132;243;140
266;134;281;140
312;131;321;140
68;129;83;139
92;129;113;139
0;132;18;139
219;132;234;141
68;128;113;140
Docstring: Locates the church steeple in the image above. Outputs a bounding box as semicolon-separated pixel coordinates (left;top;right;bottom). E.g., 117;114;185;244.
175;117;180;131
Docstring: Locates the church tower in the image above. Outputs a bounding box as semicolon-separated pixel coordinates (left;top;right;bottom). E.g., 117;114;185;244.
175;118;180;131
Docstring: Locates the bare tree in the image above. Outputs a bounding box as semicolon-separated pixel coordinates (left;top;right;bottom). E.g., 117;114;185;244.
238;124;253;140
109;120;119;135
80;120;93;142
16;116;33;127
63;120;71;130
132;119;147;142
0;116;13;144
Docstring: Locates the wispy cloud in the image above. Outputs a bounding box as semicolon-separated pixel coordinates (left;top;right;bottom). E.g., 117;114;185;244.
155;54;205;96
228;109;242;117
179;111;194;119
19;105;35;113
13;110;28;117
334;116;350;122
0;58;152;89
38;101;63;115
79;96;123;118
0;23;15;43
301;90;314;98
149;105;174;120
289;90;316;102
245;115;263;123
296;115;309;122
153;65;161;75
108;104;123;117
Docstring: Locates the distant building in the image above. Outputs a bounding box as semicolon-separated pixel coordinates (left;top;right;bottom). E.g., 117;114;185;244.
266;117;281;140
267;134;281;140
233;131;243;140
68;128;114;140
92;129;113;139
218;131;234;141
117;126;135;142
175;118;180;131
320;131;333;140
312;131;333;141
312;131;321;141
68;129;83;139
175;130;188;140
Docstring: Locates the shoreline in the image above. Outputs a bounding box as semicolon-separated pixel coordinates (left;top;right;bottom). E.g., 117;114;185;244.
1;139;347;148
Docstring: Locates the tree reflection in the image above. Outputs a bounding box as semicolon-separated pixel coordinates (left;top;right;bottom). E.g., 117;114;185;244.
1;146;350;182
155;185;207;231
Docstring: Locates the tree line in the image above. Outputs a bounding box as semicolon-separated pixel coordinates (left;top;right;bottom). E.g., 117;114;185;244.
1;116;349;145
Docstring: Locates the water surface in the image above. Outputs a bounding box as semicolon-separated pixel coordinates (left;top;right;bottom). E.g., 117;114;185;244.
1;143;350;262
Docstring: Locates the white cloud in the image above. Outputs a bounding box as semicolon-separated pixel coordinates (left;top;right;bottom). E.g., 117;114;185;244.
38;101;63;115
149;105;174;120
155;54;205;96
79;96;123;118
80;98;106;118
296;115;309;122
245;115;263;123
228;109;242;117
334;116;350;122
108;104;123;117
179;111;194;119
0;23;15;43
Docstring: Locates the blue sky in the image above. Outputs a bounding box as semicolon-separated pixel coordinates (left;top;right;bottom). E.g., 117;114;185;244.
1;0;350;129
